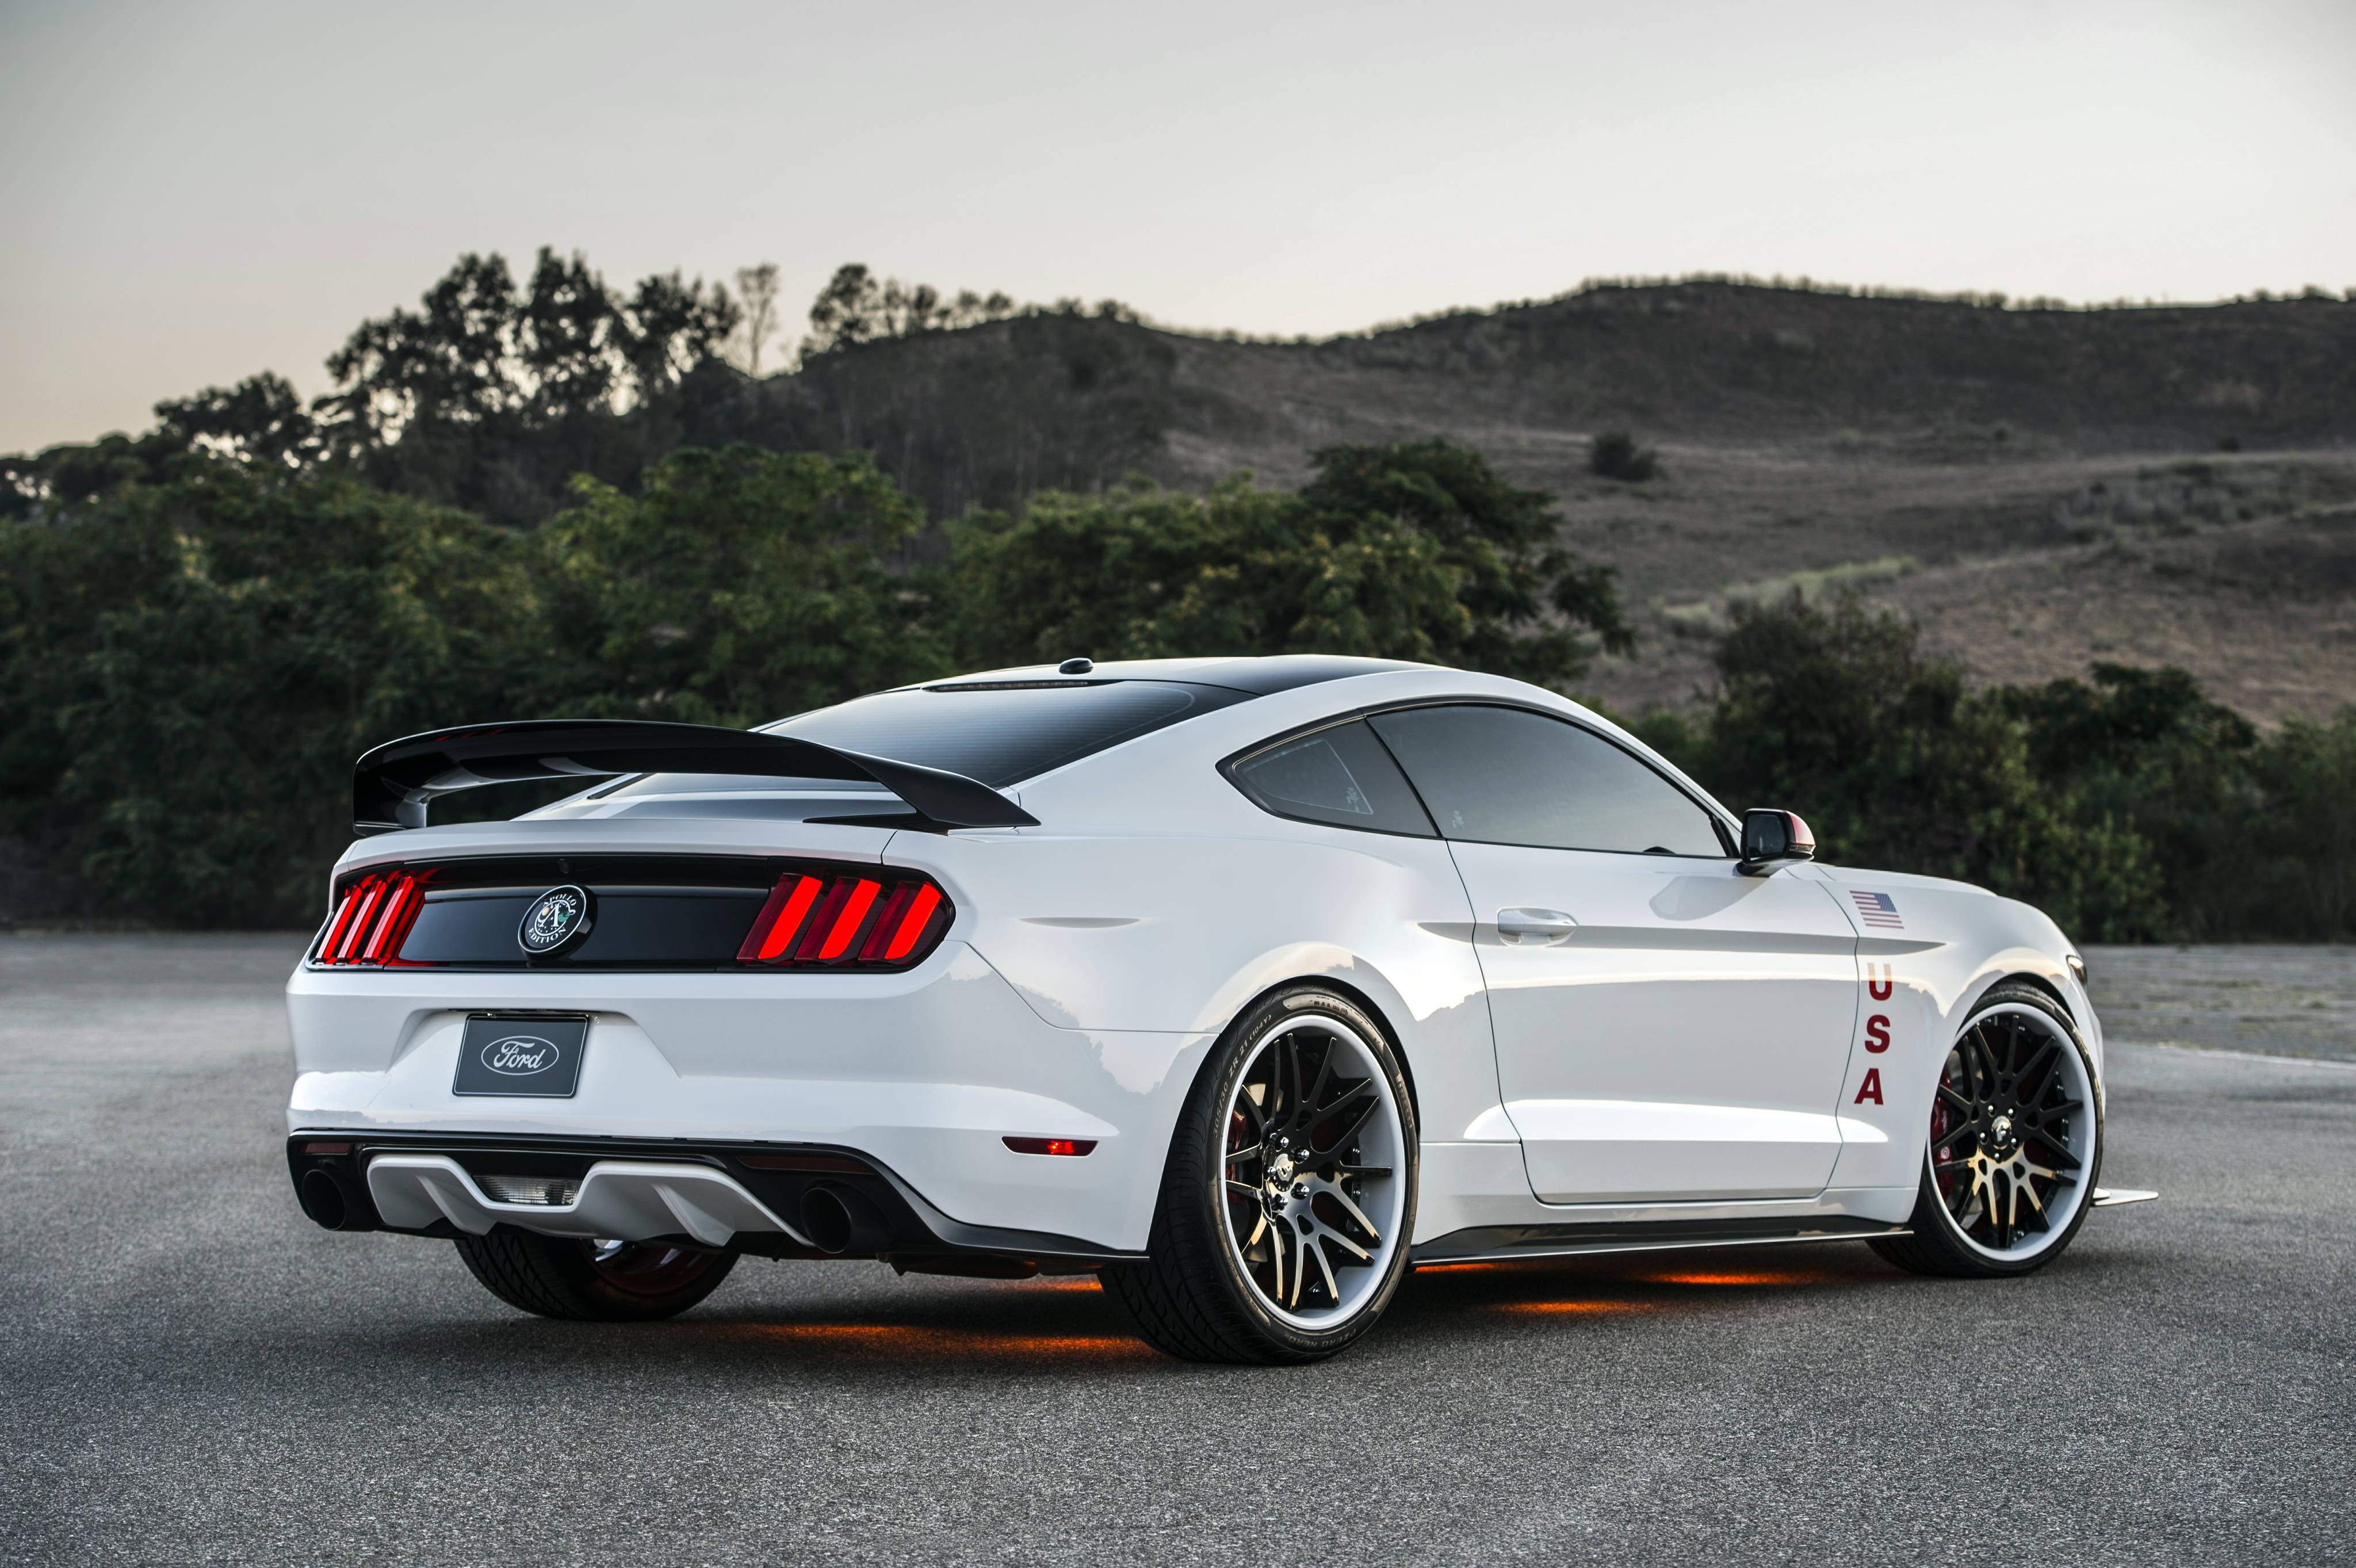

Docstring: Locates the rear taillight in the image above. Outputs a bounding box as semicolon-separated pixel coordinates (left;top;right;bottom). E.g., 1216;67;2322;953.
737;869;953;970
315;871;427;966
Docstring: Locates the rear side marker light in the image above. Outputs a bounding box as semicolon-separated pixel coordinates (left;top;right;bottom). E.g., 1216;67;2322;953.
1004;1137;1096;1157
737;869;953;971
315;871;428;967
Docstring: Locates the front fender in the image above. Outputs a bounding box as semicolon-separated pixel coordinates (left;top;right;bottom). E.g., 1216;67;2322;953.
1827;881;2098;1192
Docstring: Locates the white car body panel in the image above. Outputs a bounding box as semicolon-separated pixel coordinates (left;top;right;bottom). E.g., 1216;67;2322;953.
285;659;2102;1262
1449;844;1858;1203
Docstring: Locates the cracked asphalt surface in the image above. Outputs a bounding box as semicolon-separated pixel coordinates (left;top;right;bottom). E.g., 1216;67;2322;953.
3;934;2350;1566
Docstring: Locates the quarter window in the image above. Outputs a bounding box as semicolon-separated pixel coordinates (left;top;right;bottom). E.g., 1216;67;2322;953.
1226;720;1436;837
1367;705;1726;856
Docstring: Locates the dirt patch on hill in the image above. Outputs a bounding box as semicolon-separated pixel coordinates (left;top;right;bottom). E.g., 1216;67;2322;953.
1548;457;2356;724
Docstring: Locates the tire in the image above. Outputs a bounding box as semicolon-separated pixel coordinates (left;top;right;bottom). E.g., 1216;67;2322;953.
1872;981;2103;1279
1103;985;1417;1364
453;1231;737;1321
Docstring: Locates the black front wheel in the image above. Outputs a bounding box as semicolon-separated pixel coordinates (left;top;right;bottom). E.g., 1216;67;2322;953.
453;1232;736;1321
1103;985;1417;1364
1873;981;2103;1279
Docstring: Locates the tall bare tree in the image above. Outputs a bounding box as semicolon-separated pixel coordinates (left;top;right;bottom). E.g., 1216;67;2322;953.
734;263;783;376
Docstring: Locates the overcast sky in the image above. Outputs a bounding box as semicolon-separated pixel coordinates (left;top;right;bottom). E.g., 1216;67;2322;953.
4;0;2352;455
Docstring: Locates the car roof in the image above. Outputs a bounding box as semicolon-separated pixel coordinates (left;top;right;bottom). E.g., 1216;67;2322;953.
915;655;1436;697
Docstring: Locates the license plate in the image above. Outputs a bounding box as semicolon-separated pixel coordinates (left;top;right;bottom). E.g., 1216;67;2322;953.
453;1014;589;1098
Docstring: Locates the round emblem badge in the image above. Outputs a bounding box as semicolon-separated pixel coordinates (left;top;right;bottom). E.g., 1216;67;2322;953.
517;885;595;958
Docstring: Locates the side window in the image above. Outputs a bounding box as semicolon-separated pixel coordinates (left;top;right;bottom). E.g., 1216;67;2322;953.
1367;705;1726;856
1225;720;1436;837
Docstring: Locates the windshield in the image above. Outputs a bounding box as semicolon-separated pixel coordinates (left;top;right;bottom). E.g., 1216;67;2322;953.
762;679;1252;787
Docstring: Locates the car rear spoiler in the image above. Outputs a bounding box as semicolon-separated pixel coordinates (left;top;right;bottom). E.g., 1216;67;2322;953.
351;719;1039;834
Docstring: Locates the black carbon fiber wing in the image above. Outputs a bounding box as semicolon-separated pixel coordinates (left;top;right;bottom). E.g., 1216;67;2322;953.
351;718;1038;833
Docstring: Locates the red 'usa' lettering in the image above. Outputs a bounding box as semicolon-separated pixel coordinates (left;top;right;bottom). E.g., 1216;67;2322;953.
1867;963;1894;1001
1865;1015;1891;1053
1854;1068;1884;1105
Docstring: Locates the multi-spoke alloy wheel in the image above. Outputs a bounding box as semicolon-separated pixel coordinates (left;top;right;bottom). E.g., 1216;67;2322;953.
1219;1010;1406;1324
1873;981;2102;1279
1104;986;1416;1363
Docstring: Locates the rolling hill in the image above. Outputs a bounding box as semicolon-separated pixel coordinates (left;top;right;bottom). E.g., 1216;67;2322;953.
751;279;2356;720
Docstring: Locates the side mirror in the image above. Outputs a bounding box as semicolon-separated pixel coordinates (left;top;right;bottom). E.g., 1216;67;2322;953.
1739;809;1816;875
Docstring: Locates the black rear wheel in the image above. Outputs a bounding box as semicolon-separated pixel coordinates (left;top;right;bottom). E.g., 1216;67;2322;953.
1873;981;2102;1279
453;1231;736;1321
1103;985;1417;1364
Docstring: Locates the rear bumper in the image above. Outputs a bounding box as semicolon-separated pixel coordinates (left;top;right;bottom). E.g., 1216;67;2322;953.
288;1131;1139;1267
284;943;1214;1252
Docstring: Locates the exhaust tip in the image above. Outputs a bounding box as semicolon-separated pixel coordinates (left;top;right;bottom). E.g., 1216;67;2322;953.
299;1168;353;1230
800;1184;888;1255
801;1187;854;1253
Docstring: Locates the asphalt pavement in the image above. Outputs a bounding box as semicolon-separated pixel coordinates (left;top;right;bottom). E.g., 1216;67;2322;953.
2;934;2350;1566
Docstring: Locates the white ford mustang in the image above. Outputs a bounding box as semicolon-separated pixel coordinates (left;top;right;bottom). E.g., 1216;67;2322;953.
285;655;2132;1363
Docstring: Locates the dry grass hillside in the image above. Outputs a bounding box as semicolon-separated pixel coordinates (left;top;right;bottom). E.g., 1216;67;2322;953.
763;280;2356;721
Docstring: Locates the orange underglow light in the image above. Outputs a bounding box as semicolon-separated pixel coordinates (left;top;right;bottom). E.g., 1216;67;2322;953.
1495;1299;1650;1315
728;1322;1149;1361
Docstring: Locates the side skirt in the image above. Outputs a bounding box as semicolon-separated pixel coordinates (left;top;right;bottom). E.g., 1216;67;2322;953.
1409;1214;1908;1268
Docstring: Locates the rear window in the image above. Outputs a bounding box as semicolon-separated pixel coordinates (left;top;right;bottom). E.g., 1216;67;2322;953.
589;680;1253;804
769;680;1251;786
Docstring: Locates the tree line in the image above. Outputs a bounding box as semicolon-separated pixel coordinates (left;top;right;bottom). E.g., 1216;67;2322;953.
3;244;2348;936
3;424;2349;937
1632;599;2355;943
1;249;1111;531
0;438;1632;925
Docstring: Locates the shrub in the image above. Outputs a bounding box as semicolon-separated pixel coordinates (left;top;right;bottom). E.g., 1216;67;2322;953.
1589;430;1661;483
1690;593;2166;941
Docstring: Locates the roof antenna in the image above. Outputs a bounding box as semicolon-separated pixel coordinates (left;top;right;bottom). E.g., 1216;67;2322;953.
1058;657;1094;675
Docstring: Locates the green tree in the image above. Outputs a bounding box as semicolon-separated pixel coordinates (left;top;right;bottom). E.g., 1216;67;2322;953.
1994;663;2258;935
951;440;1631;685
1;464;538;925
1695;593;2165;940
534;444;947;726
1298;438;1632;680
2235;712;2356;938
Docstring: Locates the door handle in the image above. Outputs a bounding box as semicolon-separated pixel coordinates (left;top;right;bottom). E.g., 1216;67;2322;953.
1496;908;1578;944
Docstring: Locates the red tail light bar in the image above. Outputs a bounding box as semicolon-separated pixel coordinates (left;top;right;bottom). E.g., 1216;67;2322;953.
315;870;429;966
309;860;953;970
737;870;952;970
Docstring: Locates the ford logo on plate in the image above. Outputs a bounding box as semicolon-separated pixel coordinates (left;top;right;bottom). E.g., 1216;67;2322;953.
481;1035;561;1074
517;884;594;958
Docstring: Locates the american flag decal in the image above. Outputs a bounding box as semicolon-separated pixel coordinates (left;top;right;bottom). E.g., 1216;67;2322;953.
1850;890;1904;929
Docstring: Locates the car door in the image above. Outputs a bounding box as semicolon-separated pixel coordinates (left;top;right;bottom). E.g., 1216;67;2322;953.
1367;704;1859;1204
